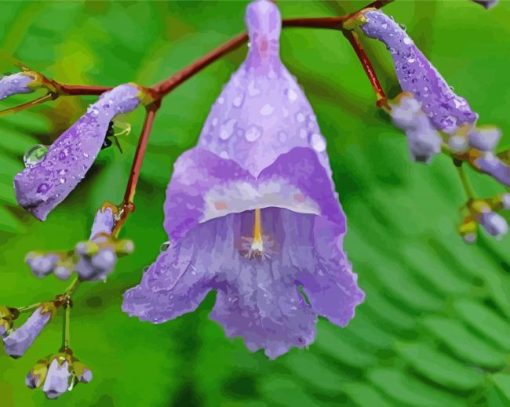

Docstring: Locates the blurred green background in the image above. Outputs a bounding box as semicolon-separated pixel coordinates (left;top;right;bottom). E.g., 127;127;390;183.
1;0;510;406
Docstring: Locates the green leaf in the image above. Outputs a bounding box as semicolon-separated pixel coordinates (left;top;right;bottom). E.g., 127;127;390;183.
396;342;485;391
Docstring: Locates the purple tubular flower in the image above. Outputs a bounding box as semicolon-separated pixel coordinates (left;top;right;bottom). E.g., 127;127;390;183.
479;212;508;238
0;72;35;100
476;153;510;187
468;127;501;151
14;84;141;221
360;10;478;133
42;359;71;399
123;0;364;359
2;307;51;358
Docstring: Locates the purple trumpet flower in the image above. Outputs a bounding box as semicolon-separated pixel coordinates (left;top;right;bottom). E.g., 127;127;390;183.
0;72;37;100
14;83;143;221
42;359;72;399
360;10;478;134
476;152;510;187
123;0;364;359
2;306;53;358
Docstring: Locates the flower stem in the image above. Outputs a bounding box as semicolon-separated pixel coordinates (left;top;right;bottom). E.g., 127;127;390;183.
62;298;72;351
58;83;112;96
342;30;388;107
112;101;161;237
64;276;80;297
455;162;476;201
16;302;41;313
0;92;55;117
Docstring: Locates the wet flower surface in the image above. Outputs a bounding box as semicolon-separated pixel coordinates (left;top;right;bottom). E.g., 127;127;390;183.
360;10;478;134
123;0;364;358
0;72;36;100
14;84;142;220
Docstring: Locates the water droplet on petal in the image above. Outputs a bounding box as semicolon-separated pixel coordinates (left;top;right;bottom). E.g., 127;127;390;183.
160;241;172;252
245;125;262;142
285;88;298;102
23;144;48;167
220;151;229;159
278;131;287;142
59;177;66;184
37;183;50;194
248;81;261;97
296;112;305;123
310;133;326;152
233;93;245;108
59;148;69;161
260;104;274;116
219;119;237;140
217;97;225;105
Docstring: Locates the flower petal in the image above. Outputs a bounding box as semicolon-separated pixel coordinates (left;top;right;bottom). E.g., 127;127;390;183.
197;0;327;176
42;360;71;399
361;10;478;133
14;84;141;220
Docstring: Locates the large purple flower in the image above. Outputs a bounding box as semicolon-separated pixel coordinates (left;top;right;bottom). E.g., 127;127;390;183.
14;83;143;220
123;0;364;359
360;10;478;134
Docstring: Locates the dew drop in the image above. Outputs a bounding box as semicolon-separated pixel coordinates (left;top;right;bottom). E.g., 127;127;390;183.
285;88;298;102
232;93;245;108
310;133;326;152
160;241;172;252
245;125;262;142
37;183;50;194
23;144;48;168
219;119;237;140
278;131;287;143
59;148;69;161
296;112;305;123
217;97;225;105
220;151;229;159
59;177;66;184
248;81;261;97
260;104;274;116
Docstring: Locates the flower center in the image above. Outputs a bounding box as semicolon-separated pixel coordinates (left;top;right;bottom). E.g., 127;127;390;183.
240;208;274;260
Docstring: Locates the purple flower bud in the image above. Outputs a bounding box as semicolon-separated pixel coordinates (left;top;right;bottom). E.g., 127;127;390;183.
54;266;72;280
389;94;442;163
14;84;142;221
76;249;117;281
502;193;510;210
468;127;501;151
73;361;93;383
476;152;510;187
25;361;49;389
448;134;469;154
90;207;115;238
42;359;71;399
2;307;52;358
26;253;59;278
480;212;508;237
472;0;499;9
361;10;478;133
0;72;35;100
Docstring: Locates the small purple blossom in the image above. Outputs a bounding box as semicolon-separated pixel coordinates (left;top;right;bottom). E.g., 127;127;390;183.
389;94;442;163
2;306;53;358
0;72;37;100
26;353;93;398
476;152;510;187
123;0;364;359
360;10;478;134
479;211;508;238
468;127;501;151
42;359;71;399
14;84;142;221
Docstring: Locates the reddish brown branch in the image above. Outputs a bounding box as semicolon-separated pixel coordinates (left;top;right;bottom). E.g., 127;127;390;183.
58;83;112;96
112;102;160;237
343;30;387;107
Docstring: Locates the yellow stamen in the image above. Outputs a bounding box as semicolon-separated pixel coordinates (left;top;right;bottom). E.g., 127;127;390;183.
252;208;263;248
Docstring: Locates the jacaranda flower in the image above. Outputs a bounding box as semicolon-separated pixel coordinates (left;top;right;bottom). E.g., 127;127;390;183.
123;0;364;359
26;352;92;399
0;71;40;100
360;10;478;135
14;83;146;221
388;93;442;163
2;303;56;358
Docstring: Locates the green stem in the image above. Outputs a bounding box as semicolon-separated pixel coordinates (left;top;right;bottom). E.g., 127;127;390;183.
16;302;41;313
62;300;71;351
64;277;79;296
456;163;476;201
